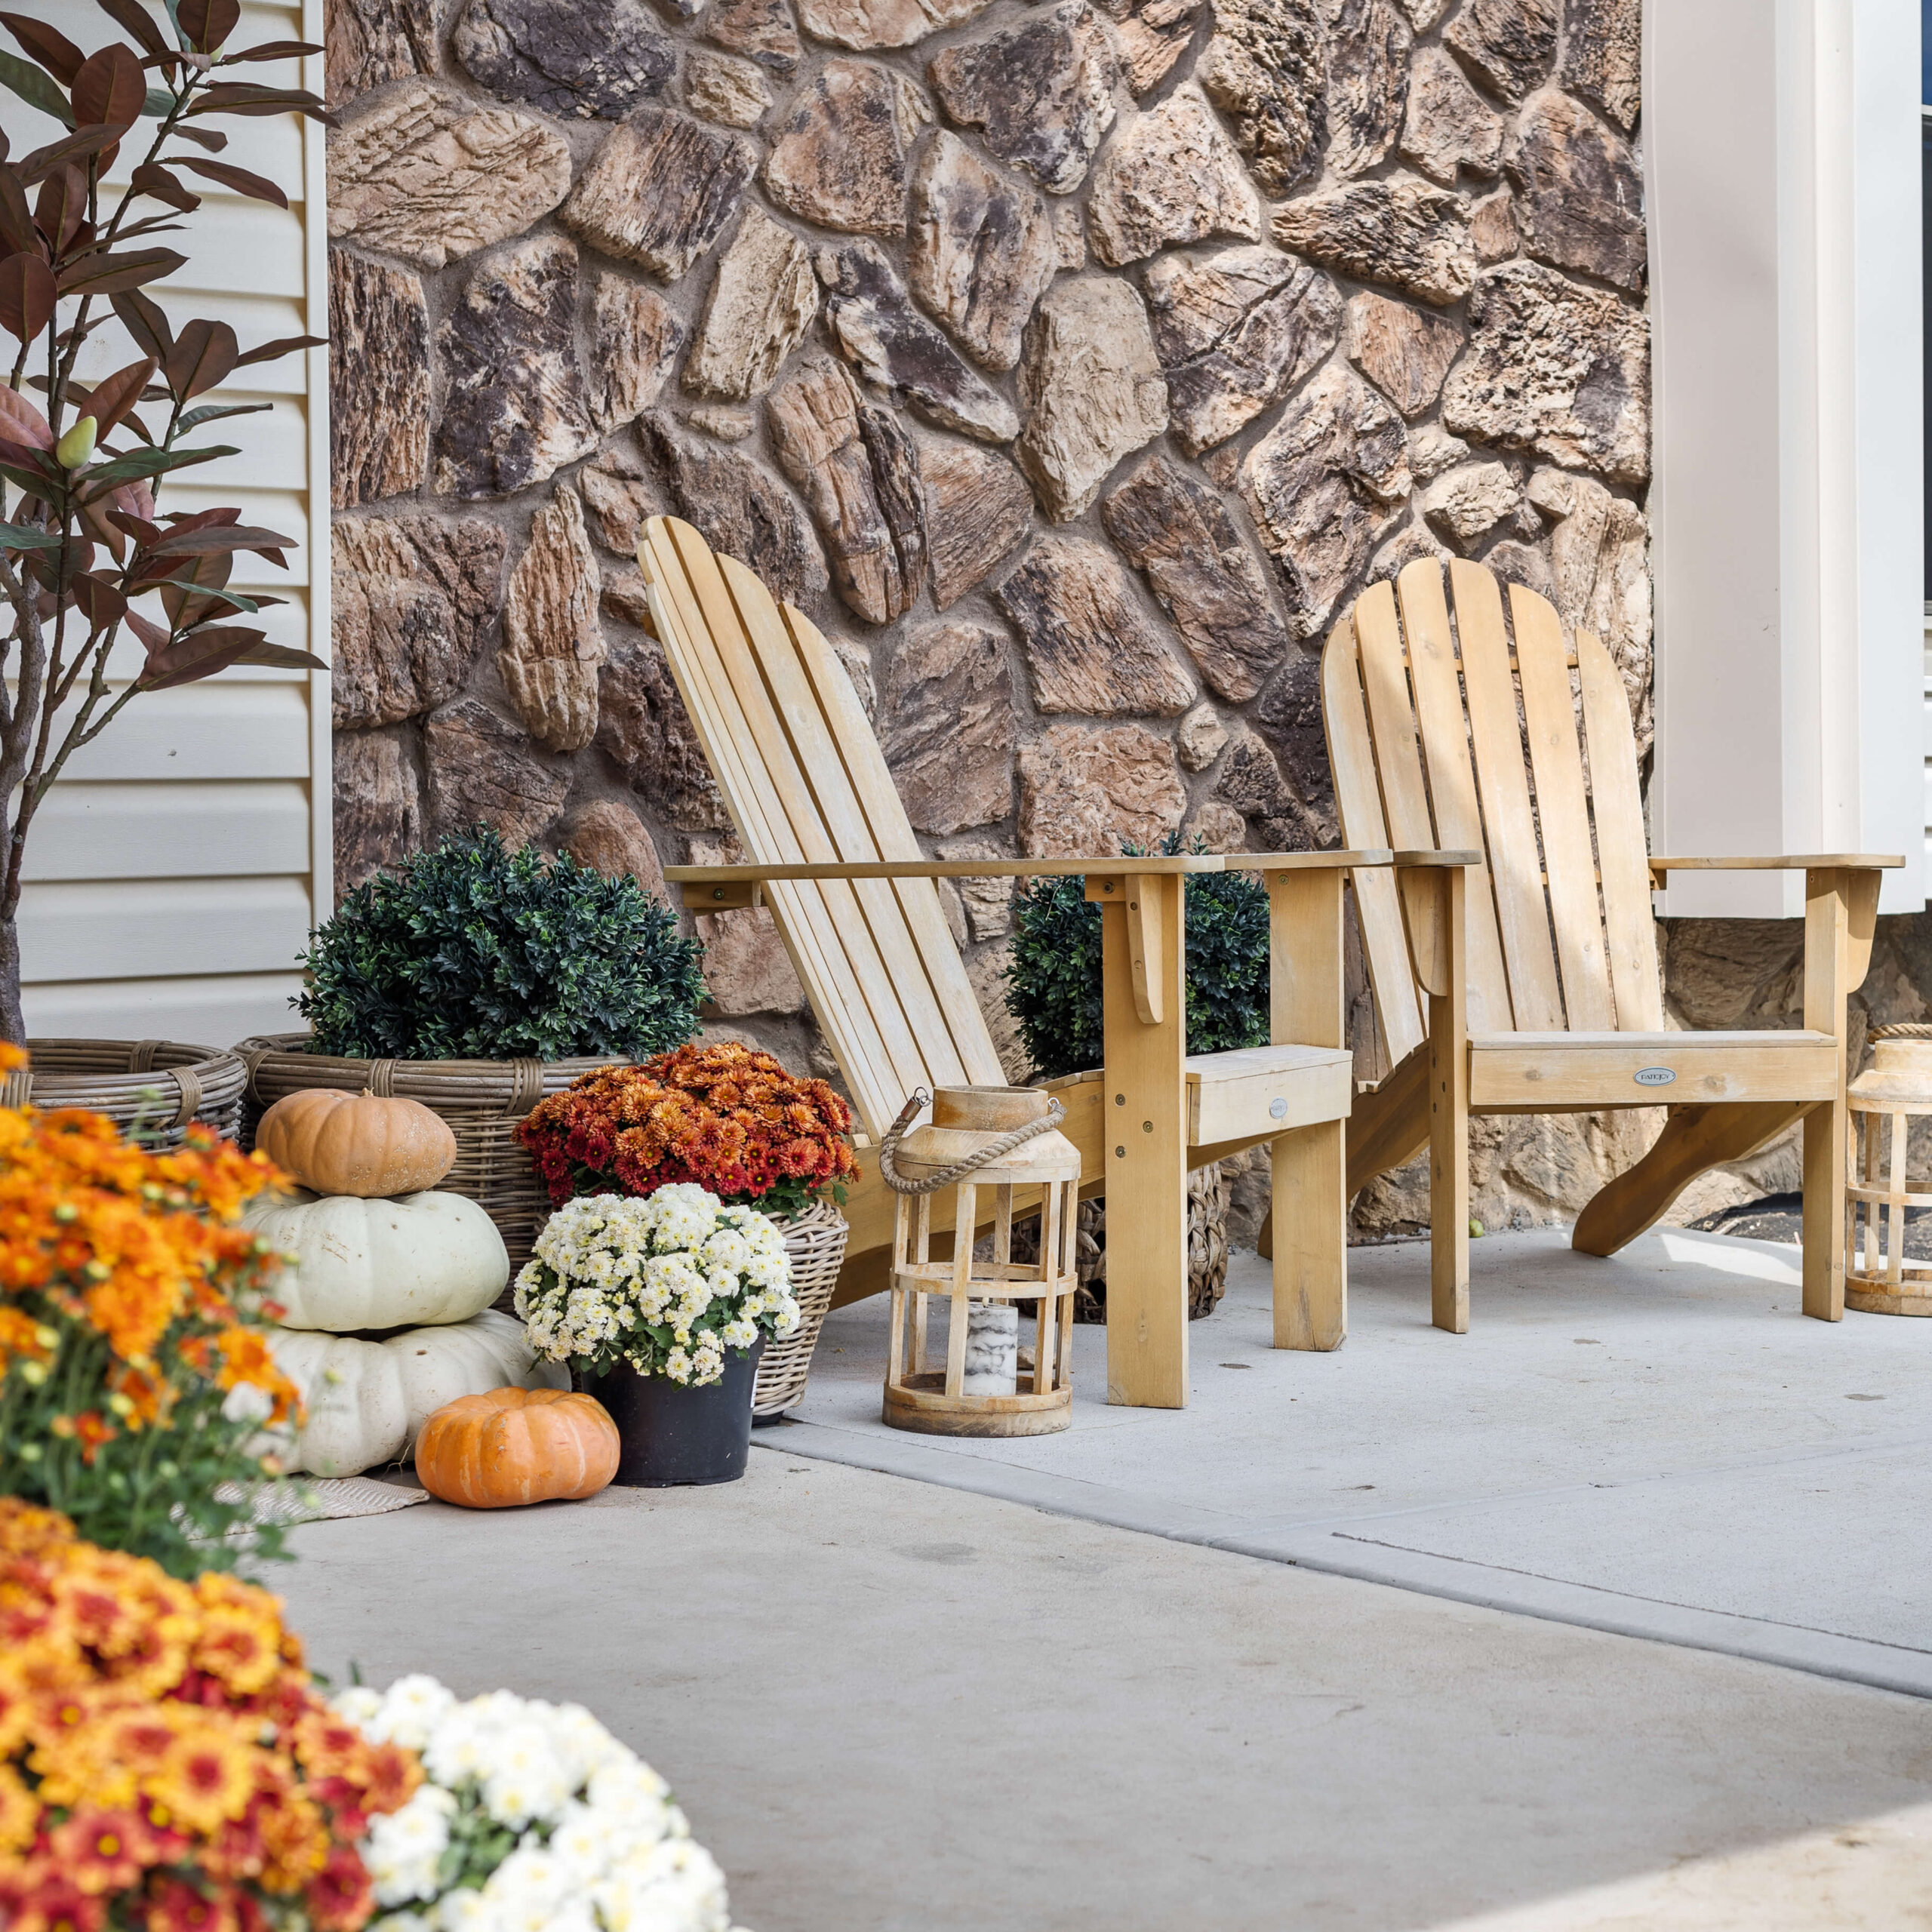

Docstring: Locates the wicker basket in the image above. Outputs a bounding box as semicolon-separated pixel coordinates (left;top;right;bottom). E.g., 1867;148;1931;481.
235;1034;626;1272
752;1200;850;1420
5;1038;247;1146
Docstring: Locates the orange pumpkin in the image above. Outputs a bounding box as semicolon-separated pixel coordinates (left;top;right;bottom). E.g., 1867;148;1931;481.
414;1387;621;1509
256;1089;457;1198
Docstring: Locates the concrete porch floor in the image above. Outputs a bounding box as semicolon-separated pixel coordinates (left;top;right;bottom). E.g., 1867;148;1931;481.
275;1228;1932;1930
782;1226;1932;1697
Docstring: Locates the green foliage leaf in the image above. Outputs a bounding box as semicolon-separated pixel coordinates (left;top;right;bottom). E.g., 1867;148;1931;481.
174;398;269;430
0;46;73;126
299;826;707;1063
0;520;60;549
1004;840;1270;1079
77;440;234;488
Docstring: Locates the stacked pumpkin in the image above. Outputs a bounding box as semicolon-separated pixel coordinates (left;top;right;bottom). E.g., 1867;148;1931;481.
245;1090;569;1478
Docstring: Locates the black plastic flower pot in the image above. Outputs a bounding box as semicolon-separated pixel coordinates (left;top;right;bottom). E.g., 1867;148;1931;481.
589;1343;763;1487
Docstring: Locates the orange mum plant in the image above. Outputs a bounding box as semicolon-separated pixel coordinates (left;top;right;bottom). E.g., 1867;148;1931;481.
518;1041;859;1220
0;1498;417;1932
0;1045;300;1578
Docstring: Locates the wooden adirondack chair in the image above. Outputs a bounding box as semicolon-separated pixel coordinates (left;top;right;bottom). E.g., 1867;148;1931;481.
1294;555;1898;1331
636;513;1416;1405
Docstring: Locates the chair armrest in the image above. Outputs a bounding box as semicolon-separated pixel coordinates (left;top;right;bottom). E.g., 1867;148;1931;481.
665;850;1411;909
1647;854;1903;887
1392;859;1472;1000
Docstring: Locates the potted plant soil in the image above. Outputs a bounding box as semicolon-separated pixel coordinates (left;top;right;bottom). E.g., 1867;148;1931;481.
515;1041;860;1422
513;1185;802;1484
1003;841;1271;1319
238;826;706;1271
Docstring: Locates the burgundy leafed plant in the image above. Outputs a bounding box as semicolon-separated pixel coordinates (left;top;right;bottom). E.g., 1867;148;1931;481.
0;0;326;1038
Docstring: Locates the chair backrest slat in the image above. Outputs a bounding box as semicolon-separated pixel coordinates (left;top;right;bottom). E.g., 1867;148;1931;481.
647;521;922;1126
1509;583;1615;1030
1448;561;1567;1030
1321;615;1425;1063
709;549;977;1094
780;601;1008;1089
1355;583;1437;856
1327;557;1660;1051
1394;560;1513;1033
1577;626;1663;1029
642;516;1008;1138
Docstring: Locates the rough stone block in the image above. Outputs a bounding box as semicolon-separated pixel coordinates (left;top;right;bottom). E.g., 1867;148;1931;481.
329;248;430;509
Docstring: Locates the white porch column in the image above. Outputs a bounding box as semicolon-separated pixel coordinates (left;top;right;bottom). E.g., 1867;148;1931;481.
1647;0;1924;917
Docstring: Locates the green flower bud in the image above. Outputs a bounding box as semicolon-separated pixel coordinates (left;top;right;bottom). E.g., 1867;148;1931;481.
54;415;97;469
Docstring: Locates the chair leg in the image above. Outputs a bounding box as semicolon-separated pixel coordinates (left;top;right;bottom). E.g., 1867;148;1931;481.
1273;1121;1346;1350
1256;1048;1431;1264
1572;1101;1810;1257
1803;1095;1847;1321
1097;874;1189;1407
1799;864;1878;1323
1264;866;1349;1348
1428;1000;1468;1334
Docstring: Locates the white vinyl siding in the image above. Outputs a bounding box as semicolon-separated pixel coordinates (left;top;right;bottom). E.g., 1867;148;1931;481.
0;0;330;1044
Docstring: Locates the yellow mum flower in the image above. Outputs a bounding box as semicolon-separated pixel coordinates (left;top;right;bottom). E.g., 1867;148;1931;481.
149;1721;258;1832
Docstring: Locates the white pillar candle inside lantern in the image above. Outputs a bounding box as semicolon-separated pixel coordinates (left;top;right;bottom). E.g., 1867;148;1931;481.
1847;1025;1932;1315
884;1085;1081;1436
961;1302;1019;1395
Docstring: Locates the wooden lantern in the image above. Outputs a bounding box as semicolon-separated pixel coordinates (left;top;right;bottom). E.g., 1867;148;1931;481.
884;1085;1081;1436
1847;1025;1932;1315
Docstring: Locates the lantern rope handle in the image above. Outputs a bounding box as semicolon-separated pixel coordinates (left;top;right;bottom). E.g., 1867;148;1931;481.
877;1088;1067;1196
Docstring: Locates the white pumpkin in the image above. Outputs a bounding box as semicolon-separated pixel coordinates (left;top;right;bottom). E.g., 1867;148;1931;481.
243;1188;509;1332
269;1309;569;1477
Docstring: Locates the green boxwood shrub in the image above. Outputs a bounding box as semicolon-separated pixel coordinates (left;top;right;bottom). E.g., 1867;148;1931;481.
1003;840;1271;1080
298;826;706;1061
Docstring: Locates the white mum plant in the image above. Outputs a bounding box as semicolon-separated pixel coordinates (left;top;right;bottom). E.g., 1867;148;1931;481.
337;1674;752;1932
514;1184;798;1386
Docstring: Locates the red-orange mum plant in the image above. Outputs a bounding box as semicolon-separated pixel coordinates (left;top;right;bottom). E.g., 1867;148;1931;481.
518;1041;860;1219
0;1498;417;1932
0;1044;299;1578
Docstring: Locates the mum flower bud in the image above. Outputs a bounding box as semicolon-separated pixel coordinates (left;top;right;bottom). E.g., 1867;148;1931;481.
54;415;97;469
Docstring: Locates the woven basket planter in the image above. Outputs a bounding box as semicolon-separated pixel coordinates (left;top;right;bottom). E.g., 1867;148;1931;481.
752;1200;849;1420
2;1038;247;1147
234;1034;626;1273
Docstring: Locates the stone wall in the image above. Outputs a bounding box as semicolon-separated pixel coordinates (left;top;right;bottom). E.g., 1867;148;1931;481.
325;0;1660;1230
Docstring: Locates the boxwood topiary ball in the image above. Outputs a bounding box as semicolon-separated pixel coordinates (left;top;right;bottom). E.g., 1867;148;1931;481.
1001;839;1271;1081
298;825;706;1062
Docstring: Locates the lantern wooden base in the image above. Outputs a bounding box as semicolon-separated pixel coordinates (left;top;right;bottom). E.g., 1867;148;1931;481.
883;1369;1072;1436
1845;1279;1932;1316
